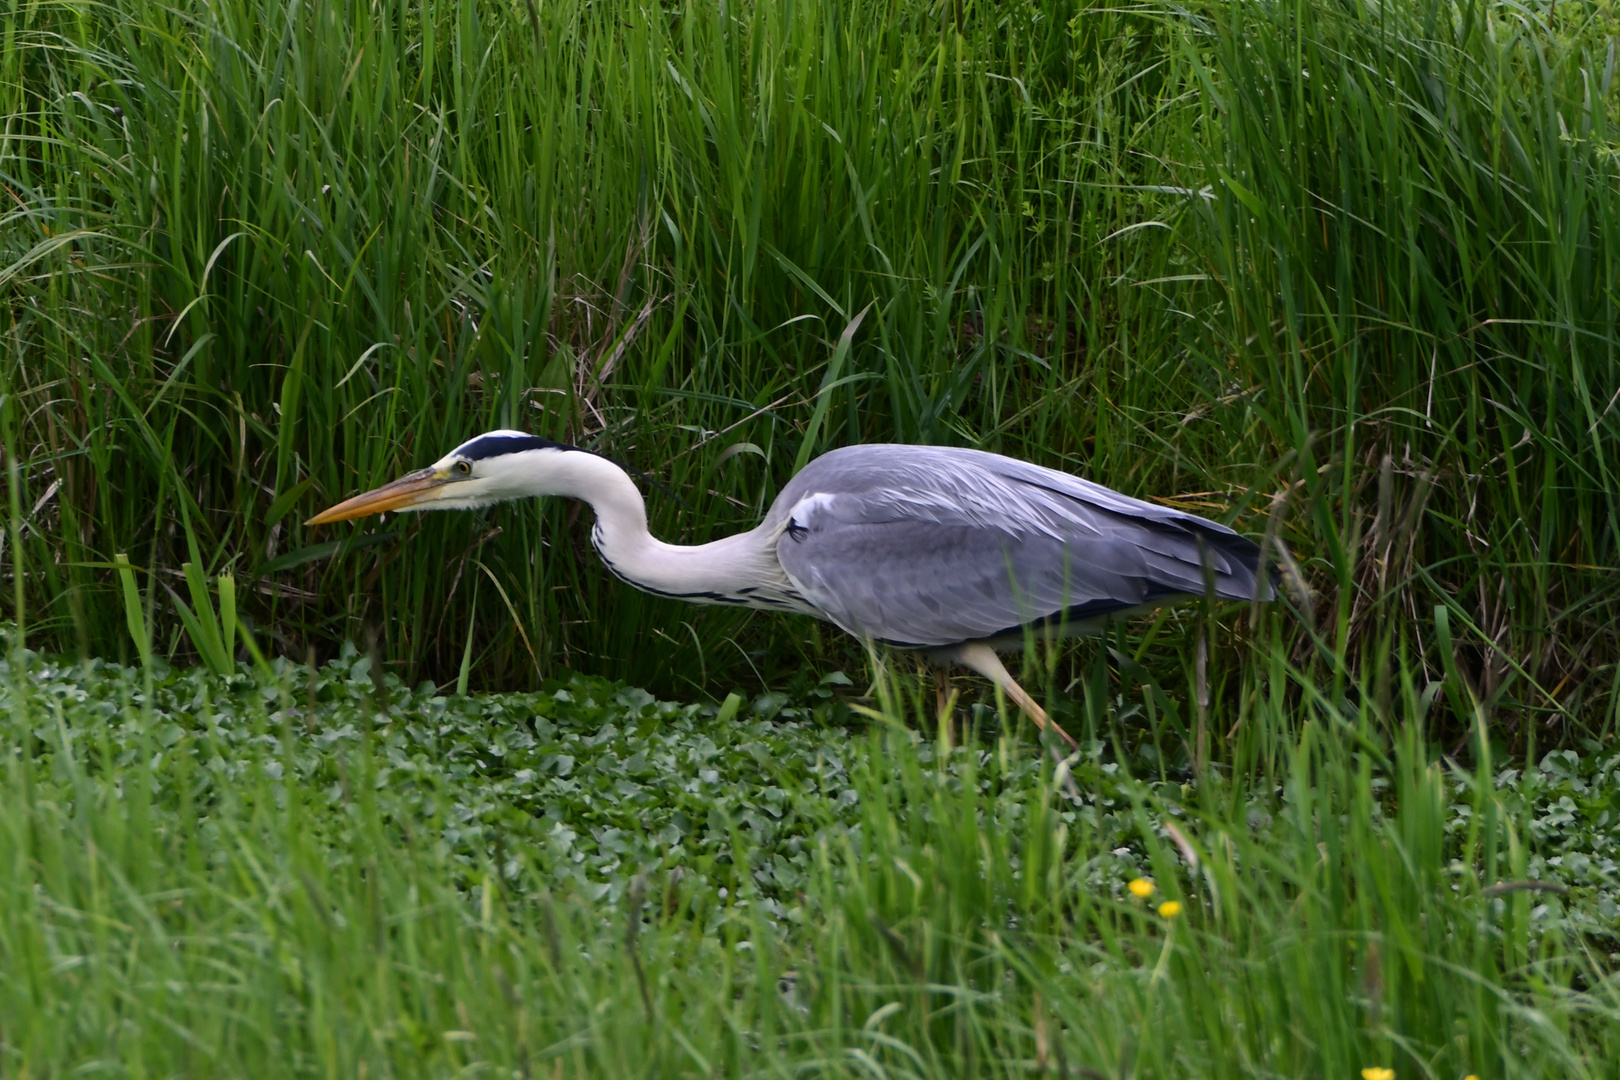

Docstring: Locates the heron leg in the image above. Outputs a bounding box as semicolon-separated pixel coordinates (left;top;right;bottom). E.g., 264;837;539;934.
941;643;1078;749
937;643;1081;799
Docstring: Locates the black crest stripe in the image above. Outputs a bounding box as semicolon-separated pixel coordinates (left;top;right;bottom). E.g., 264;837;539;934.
459;434;577;461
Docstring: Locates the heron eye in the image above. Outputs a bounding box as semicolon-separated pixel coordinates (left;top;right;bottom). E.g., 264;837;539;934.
454;460;471;475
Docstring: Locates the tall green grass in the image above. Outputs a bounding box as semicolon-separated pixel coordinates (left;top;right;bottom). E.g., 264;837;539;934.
1186;0;1620;737
2;0;1617;736
1;638;1615;1076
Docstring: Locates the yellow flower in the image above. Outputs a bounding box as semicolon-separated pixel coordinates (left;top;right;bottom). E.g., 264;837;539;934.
1157;900;1182;918
1361;1069;1394;1080
1128;878;1156;898
1463;1076;1478;1080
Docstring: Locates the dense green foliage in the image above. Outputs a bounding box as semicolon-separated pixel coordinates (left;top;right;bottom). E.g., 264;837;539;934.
6;0;1619;1071
2;645;1616;1076
4;0;1617;739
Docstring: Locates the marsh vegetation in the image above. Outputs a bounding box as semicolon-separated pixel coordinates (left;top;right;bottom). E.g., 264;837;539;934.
2;0;1618;1073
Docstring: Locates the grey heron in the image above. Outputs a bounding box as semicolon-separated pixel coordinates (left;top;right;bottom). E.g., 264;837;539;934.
307;431;1271;744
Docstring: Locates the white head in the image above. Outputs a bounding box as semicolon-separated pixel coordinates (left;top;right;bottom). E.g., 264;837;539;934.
305;430;592;524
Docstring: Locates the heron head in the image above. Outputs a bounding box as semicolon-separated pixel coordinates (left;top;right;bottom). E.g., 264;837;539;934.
305;430;580;525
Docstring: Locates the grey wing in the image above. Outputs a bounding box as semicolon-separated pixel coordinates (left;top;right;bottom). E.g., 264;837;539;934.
770;444;1270;648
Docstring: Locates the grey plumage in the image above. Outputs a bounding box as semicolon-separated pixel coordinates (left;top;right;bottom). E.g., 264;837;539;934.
308;431;1272;746
768;444;1270;649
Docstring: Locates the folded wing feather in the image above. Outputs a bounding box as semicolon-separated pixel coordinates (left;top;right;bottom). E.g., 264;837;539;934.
770;444;1268;648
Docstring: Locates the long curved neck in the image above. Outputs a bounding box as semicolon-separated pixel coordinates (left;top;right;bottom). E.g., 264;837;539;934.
533;451;791;606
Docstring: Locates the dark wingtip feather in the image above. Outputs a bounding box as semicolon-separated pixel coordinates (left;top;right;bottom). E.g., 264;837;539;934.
1189;526;1274;601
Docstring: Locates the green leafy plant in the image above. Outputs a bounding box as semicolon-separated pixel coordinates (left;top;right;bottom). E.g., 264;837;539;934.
0;641;1614;1076
112;553;152;670
168;562;237;677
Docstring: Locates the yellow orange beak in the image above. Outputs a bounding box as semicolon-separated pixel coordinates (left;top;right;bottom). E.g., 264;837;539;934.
305;468;447;525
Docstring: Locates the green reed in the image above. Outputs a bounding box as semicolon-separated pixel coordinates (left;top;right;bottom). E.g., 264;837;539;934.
1;0;1616;744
